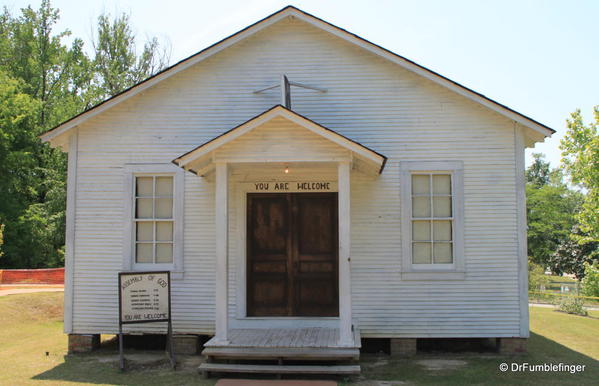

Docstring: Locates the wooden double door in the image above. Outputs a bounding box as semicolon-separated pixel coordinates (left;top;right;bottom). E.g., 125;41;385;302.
247;193;339;317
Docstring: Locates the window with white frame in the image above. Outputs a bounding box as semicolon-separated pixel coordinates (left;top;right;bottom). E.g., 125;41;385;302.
134;176;174;264
411;173;453;265
124;164;184;278
400;161;464;278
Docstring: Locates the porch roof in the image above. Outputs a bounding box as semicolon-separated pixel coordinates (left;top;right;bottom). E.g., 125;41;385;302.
172;105;387;176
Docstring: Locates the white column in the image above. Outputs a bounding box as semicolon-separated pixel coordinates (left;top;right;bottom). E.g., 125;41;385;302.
215;162;229;343
338;161;353;346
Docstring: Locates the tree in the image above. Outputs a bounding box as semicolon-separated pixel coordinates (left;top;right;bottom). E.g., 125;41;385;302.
581;262;599;297
0;1;168;268
0;70;47;266
0;224;3;257
548;225;598;279
0;1;84;268
526;153;552;186
528;259;549;291
0;1;92;127
560;107;599;242
526;154;582;267
91;12;169;101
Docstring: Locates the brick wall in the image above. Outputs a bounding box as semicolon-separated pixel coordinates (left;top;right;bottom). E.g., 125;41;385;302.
0;268;64;284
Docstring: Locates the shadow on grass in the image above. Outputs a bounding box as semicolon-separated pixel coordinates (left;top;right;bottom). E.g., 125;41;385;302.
360;332;598;385
31;349;214;386
31;332;597;386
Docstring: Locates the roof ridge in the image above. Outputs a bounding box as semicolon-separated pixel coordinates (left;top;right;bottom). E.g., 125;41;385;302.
40;5;554;144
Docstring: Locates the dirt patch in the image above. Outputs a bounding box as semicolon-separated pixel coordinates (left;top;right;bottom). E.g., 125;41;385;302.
415;359;467;371
362;357;390;368
353;381;408;386
0;291;63;323
88;352;203;372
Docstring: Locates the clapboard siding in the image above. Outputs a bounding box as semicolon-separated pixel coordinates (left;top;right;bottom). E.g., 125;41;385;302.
71;18;523;337
214;116;350;163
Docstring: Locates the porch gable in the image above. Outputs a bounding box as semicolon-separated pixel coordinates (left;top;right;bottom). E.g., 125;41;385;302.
172;105;386;176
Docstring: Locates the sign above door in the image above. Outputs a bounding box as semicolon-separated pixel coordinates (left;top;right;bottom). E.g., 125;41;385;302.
244;181;337;193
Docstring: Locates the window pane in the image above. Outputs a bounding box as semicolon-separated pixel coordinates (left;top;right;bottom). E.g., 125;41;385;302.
433;221;452;241
412;175;430;195
412;221;431;241
433;197;452;217
432;175;451;195
155;198;173;218
156;176;173;196
156;243;173;263
136;198;153;218
136;177;153;197
157;222;173;241
136;243;153;263
413;242;431;264
433;242;453;263
136;222;153;242
412;197;431;217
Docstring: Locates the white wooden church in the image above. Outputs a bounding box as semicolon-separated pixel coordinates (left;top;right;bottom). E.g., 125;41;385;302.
42;6;552;375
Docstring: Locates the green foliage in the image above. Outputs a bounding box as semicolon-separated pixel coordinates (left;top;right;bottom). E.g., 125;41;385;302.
560;107;599;242
546;274;577;283
91;12;169;101
526;154;583;266
526;153;598;278
549;226;598;279
0;224;4;256
526;153;552;186
529;259;550;291
581;262;599;297
0;1;167;268
553;296;588;316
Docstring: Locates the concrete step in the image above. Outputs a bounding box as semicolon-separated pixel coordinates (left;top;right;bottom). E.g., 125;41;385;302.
198;363;361;376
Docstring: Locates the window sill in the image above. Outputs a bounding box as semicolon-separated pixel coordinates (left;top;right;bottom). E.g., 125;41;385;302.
401;271;465;281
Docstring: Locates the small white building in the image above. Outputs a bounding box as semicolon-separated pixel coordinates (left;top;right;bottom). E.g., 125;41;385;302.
42;6;551;372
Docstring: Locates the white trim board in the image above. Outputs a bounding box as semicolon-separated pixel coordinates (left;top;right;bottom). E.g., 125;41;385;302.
234;176;342;323
40;6;553;145
122;163;185;279
399;160;465;280
64;131;78;333
515;124;530;338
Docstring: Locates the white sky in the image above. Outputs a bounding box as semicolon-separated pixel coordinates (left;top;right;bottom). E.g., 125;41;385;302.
3;0;598;167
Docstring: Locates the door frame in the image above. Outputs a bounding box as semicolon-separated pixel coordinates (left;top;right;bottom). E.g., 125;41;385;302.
234;181;341;326
246;192;339;318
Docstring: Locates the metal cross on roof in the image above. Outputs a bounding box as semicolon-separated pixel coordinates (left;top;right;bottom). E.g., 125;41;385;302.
253;75;327;109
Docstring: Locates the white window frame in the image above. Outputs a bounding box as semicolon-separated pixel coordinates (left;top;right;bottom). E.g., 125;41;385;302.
400;161;465;280
123;164;184;279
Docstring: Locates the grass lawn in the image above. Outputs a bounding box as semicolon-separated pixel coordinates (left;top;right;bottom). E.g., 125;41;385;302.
0;292;597;385
0;292;213;386
360;306;598;385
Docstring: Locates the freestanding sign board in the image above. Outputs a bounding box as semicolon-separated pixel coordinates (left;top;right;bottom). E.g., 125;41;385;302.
118;271;175;370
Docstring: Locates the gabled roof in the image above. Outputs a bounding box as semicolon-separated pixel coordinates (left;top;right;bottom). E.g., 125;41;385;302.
172;105;387;175
40;5;554;144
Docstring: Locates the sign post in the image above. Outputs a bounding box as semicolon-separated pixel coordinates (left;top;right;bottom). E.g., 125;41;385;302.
118;271;175;371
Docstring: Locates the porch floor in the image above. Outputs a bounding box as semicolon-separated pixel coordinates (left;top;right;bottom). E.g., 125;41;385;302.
204;327;360;349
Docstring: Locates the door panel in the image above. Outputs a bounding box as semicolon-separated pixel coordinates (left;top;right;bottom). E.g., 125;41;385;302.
247;194;291;316
247;193;338;317
294;194;338;316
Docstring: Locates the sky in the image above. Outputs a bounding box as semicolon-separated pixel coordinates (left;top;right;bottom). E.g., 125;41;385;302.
3;0;598;167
